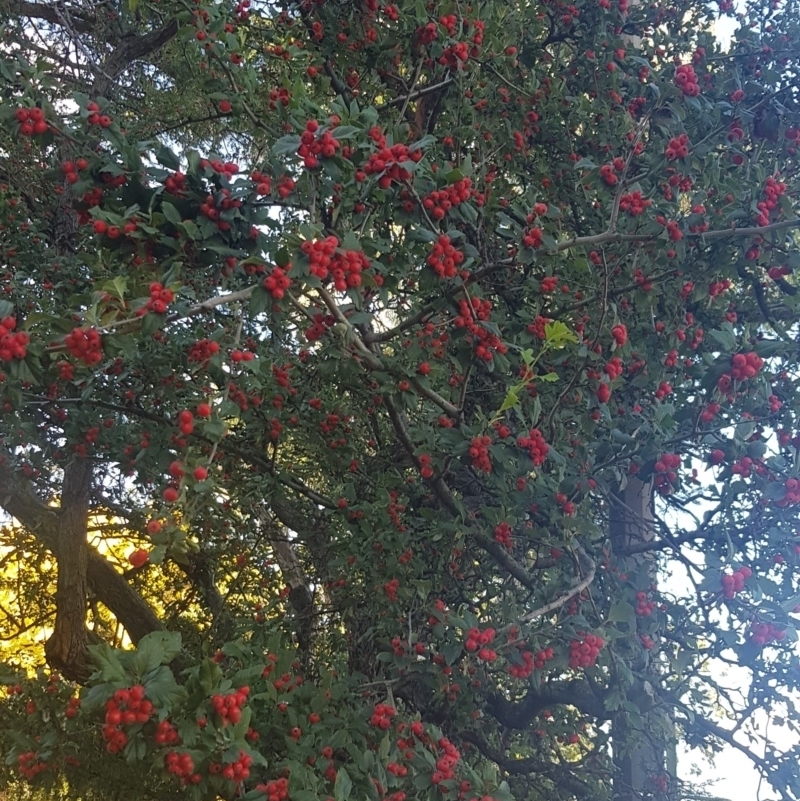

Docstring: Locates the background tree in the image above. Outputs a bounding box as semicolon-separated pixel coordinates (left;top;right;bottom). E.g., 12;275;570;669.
1;0;800;800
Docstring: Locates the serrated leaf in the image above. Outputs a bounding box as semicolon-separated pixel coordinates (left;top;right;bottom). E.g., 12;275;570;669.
273;135;301;156
608;600;636;629
334;766;353;801
544;321;578;347
498;388;520;412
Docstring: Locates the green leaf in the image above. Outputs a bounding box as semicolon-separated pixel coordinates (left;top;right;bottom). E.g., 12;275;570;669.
88;644;129;683
498;388;520;412
608;600;636;629
155;143;180;170
133;631;182;676
273;135;301;156
161;201;183;226
334;766;353;801
101;276;128;301
544;321;578;348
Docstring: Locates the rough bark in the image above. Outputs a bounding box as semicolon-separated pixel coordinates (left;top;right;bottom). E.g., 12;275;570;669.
609;477;677;801
45;459;92;682
93;19;179;99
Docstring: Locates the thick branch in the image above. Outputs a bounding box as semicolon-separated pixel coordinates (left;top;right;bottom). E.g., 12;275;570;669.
0;454;163;657
93;18;179;98
5;1;95;32
489;677;610;728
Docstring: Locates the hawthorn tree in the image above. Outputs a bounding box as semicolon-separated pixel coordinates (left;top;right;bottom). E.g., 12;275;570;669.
1;0;800;799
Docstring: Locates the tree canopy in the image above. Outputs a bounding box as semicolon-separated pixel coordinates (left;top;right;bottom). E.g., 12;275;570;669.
1;0;800;799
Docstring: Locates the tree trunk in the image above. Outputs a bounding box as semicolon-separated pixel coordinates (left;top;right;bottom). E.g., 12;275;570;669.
610;477;677;801
45;459;92;682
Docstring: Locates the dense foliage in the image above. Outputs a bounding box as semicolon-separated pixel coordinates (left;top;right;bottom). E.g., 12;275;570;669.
1;0;800;799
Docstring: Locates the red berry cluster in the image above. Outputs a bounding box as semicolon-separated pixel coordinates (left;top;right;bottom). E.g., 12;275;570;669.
731;455;756;478
664;134;690;161
177;409;195;435
453;297;507;361
508;646;554;679
188;338;220;365
654;381;672;400
268;87;291;110
431;737;461;785
469;435;493;473
250;169;272;196
384;577;400;601
755;176;787;226
774;477;800;507
264;266;292;299
440;41;469;69
129;549;149;568
540;276;559;293
600;162;621;186
721;565;752;598
605;357;623;379
164;170;187;196
304;312;335;342
427;234;465;279
209;750;252;782
362;127;423;188
422;178;473;220
0;317;28;362
142;282;174;315
464;626;497;661
635;591;656;616
568;633;605;668
493;521;512;549
619;190;652;216
653;452;681;496
92;218;137;238
298;119;341;169
730;351;764;381
257;777;290;801
418;453;434;479
103;685;153;754
387;761;409;777
555;492;576;516
611;324;628;347
65;327;103;366
17;751;48;779
154;719;180;746
165;751;201;785
61;158;89;184
416;21;439;44
301;237;372;290
708;278;733;298
200;158;239;178
522;226;543;248
749;620;786;647
13;106;48;137
211;686;250;725
517;428;549;466
674;64;700;96
369;703;396;730
439;14;459;35
527;315;552;340
85;101;112;127
65;695;80;718
271;671;303;693
199;187;242;232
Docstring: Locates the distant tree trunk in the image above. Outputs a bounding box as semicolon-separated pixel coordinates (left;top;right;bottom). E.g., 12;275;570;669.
610;477;677;801
45;458;92;682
